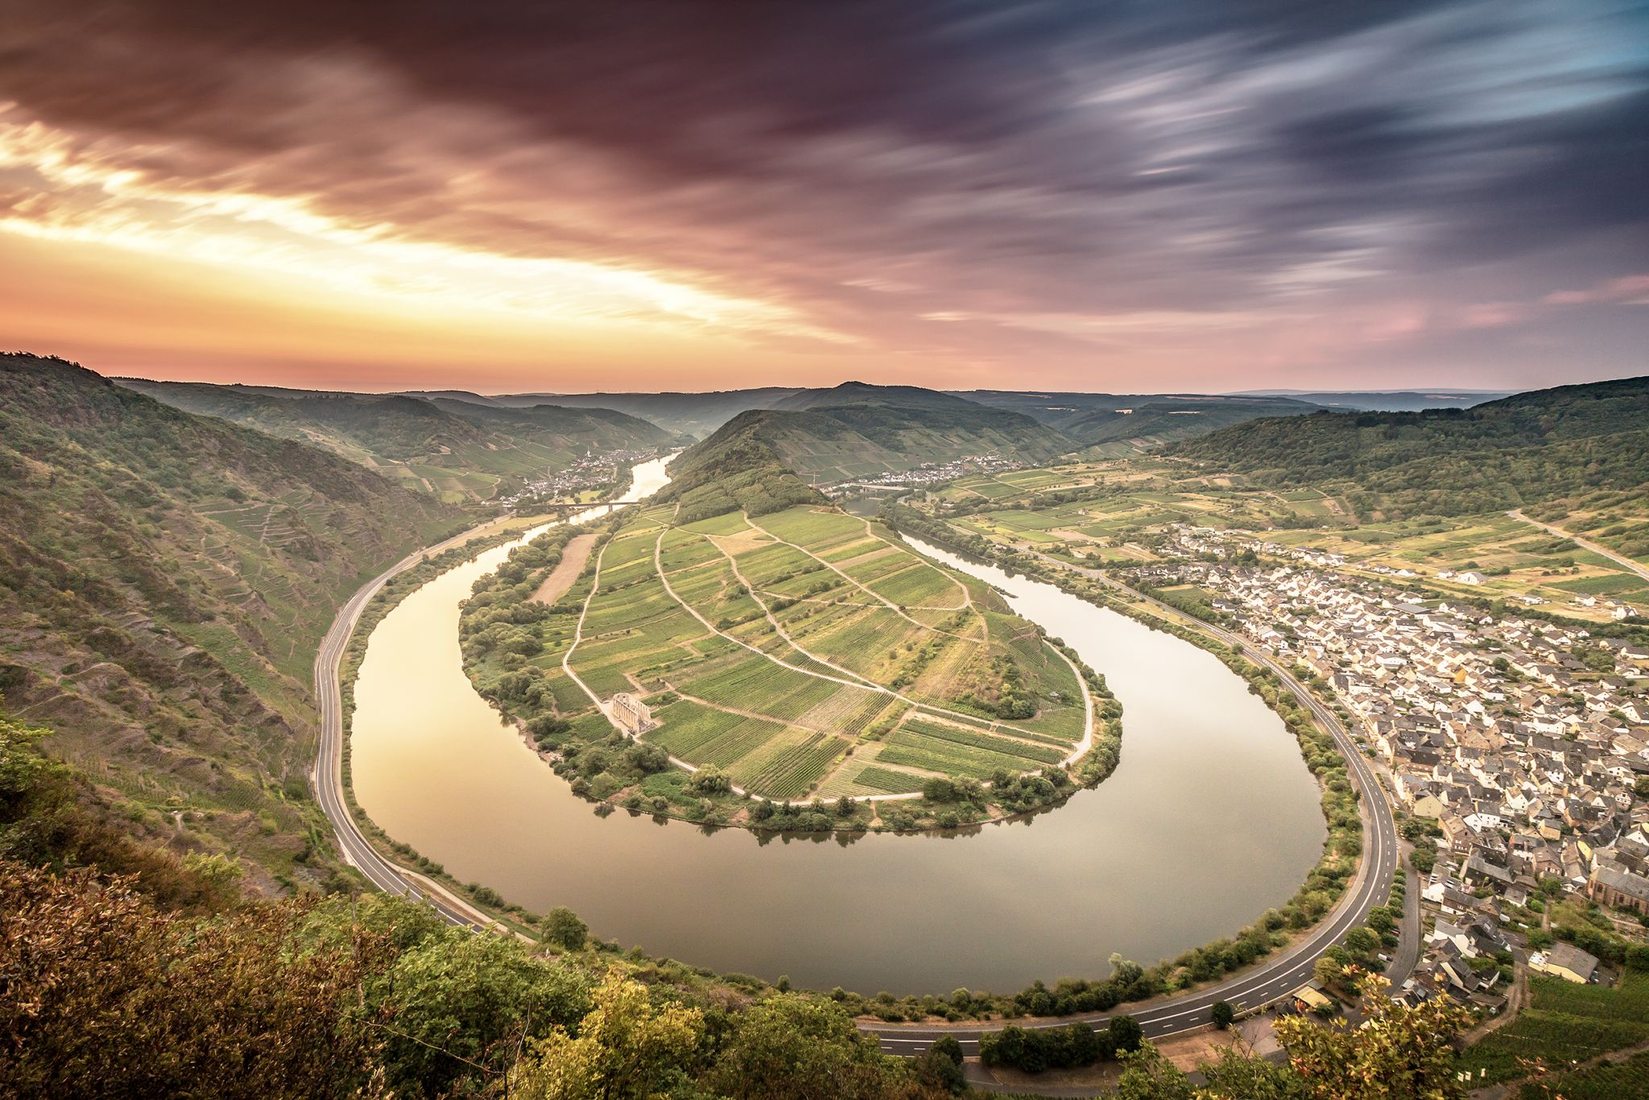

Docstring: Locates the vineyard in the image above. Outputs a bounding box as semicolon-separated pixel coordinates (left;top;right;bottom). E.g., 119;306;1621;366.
520;502;1097;802
1459;973;1649;1086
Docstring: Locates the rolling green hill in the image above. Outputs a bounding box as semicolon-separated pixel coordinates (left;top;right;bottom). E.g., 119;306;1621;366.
670;385;1074;496
419;386;801;437
958;390;1317;446
1171;375;1649;522
1;354;464;891
120;379;680;504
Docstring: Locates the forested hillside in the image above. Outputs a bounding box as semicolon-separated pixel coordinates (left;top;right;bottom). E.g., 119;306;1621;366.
121;379;679;504
656;416;827;523
961;391;1315;446
679;386;1073;490
1172;375;1649;520
0;354;462;891
424;386;802;437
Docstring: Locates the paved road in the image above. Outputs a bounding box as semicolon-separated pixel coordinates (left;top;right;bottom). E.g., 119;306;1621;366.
862;545;1405;1059
310;521;513;931
310;514;1407;1073
1507;509;1649;584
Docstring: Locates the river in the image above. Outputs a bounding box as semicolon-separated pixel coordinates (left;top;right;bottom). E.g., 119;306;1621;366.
350;463;1325;995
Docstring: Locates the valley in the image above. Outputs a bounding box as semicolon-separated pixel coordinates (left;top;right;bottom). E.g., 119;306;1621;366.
8;354;1648;1098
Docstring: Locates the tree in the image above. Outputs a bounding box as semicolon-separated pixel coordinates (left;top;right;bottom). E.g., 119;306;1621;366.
705;994;916;1100
1343;927;1379;958
690;767;731;795
1275;977;1472;1100
542;906;589;951
1114;1043;1194;1100
1108;1014;1144;1054
914;1035;966;1094
1199;1044;1310;1099
1211;999;1236;1029
370;927;592;1096
510;968;702;1100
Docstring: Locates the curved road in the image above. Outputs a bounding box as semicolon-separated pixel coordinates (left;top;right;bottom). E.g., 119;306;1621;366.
311;521;513;931
860;543;1404;1057
310;514;1405;1061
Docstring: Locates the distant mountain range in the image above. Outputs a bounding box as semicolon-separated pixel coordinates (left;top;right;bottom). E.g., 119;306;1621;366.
408;387;802;438
957;391;1320;446
1232;389;1514;412
700;382;1073;482
120;380;683;505
1174;375;1649;519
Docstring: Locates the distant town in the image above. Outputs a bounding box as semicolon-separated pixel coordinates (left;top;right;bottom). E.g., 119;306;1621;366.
500;448;665;511
1125;523;1649;1014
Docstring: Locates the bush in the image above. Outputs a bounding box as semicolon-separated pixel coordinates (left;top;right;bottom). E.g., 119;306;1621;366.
542;906;588;951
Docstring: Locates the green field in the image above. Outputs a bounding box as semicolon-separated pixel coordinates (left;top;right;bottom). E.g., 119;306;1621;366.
1459;974;1649;1087
553;503;1091;800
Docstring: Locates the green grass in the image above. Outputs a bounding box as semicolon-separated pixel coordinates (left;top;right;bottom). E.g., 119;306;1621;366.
1460;974;1649;1086
1513;1050;1649;1100
852;766;926;794
899;717;1064;765
878;728;1046;781
1549;573;1649;596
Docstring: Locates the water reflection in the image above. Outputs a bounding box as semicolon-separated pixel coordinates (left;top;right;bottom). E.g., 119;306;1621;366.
351;477;1324;994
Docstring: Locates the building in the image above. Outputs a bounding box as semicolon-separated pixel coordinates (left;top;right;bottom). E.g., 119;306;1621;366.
1530;943;1600;984
1590;864;1649;916
608;692;656;736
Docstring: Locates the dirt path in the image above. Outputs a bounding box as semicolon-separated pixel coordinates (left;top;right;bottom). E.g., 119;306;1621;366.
1462;961;1527;1047
531;533;597;605
1468;1033;1649;1100
746;512;976;637
1507;509;1649;584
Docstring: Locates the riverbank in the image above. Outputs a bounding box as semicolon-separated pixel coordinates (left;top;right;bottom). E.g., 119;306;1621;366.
459;502;1121;836
340;469;1331;1002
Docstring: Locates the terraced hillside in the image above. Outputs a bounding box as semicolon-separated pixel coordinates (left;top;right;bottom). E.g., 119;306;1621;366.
0;354;463;891
463;501;1115;825
121;379;680;504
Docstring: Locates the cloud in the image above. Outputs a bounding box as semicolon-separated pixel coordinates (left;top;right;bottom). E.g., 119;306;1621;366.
1544;274;1649;307
1;0;1646;388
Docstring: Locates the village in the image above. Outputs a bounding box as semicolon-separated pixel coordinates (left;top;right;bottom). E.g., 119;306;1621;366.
499;448;664;511
1119;524;1649;1020
827;452;1025;495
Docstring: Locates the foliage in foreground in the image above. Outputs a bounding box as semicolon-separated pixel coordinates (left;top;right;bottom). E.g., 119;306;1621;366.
0;861;954;1100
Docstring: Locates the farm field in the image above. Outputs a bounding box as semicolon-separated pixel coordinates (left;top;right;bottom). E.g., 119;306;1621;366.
923;456;1649;623
1458;973;1649;1087
550;503;1092;800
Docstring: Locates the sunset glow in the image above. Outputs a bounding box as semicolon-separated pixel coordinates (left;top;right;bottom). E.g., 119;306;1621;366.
3;2;1646;391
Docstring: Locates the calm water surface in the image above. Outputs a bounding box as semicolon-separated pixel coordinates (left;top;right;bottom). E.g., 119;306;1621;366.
351;470;1324;994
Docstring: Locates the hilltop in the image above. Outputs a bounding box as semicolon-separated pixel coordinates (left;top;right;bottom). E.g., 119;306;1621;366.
418;386;802;437
959;390;1318;447
0;353;463;891
1172;374;1649;522
121;379;680;504
666;385;1073;506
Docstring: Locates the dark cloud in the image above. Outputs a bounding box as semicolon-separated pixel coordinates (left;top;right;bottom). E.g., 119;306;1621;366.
3;0;1647;383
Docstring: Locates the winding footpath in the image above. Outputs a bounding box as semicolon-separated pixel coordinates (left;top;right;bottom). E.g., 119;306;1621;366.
309;511;1410;1074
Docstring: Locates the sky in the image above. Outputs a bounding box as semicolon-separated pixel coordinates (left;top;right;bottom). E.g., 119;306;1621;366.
2;0;1647;394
